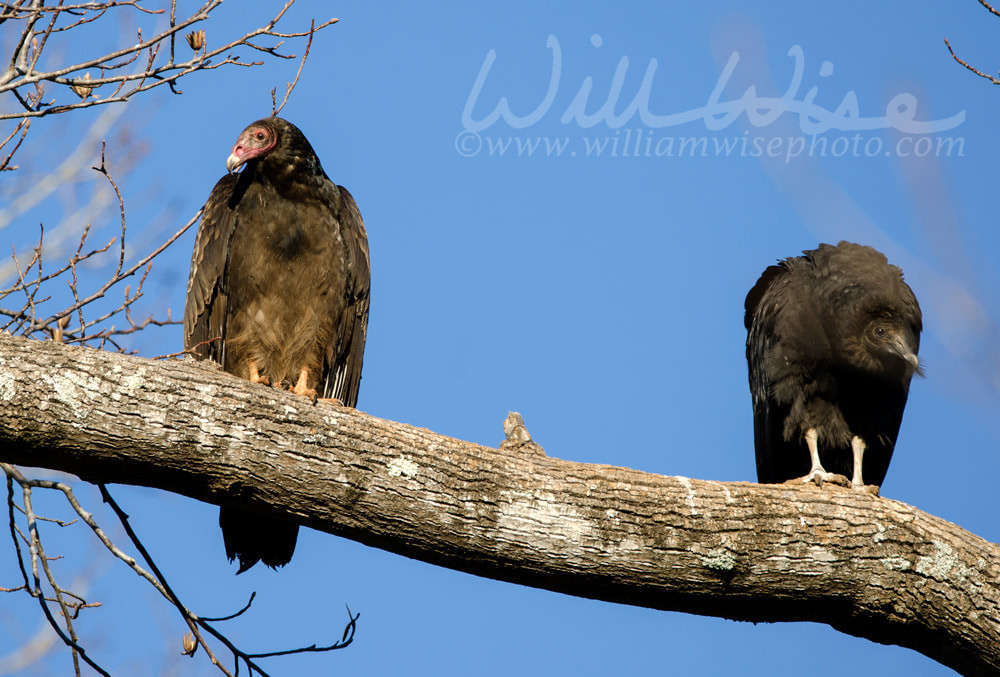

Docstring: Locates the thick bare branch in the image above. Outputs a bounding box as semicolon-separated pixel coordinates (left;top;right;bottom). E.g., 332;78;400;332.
0;333;997;677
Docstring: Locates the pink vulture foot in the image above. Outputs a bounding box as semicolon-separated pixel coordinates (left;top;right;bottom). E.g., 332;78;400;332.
248;360;271;387
784;469;850;488
289;367;344;406
290;367;318;399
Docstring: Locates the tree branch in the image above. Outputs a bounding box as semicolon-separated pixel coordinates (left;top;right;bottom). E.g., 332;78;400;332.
0;333;997;677
944;38;1000;85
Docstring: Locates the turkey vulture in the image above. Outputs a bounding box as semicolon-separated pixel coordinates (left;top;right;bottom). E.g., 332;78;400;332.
184;117;370;572
744;241;921;493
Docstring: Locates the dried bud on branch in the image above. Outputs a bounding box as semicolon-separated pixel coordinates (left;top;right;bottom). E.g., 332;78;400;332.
182;632;198;656
186;30;206;52
69;73;94;100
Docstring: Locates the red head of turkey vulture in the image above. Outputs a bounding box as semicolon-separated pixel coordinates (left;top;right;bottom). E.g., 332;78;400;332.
744;241;921;494
184;117;370;572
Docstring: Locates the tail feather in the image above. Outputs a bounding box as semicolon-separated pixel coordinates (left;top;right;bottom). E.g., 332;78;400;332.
219;506;299;574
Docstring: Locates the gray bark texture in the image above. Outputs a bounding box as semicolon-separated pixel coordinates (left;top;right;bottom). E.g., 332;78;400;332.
0;333;997;675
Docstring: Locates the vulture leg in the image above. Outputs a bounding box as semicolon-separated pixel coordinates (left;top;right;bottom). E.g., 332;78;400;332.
291;366;345;405
792;428;850;487
850;436;880;496
291;366;318;399
248;360;270;386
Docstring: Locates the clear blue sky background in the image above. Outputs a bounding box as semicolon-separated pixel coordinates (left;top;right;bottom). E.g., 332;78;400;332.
2;2;999;675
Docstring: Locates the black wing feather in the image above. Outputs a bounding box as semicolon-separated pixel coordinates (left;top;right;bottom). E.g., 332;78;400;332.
319;183;370;406
184;173;243;362
744;262;799;483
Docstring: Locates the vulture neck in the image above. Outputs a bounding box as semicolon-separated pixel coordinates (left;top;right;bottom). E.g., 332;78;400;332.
247;155;327;201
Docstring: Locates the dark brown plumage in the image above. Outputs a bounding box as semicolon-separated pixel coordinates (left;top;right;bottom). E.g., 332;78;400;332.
744;241;921;493
184;117;370;572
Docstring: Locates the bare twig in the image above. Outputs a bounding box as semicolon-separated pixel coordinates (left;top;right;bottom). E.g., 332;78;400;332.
0;119;30;171
944;38;1000;85
152;334;220;361
199;593;258;623
272;18;327;116
91;141;127;276
977;0;1000;18
245;607;359;659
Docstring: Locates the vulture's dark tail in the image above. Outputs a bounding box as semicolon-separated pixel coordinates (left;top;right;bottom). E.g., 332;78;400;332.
219;506;299;574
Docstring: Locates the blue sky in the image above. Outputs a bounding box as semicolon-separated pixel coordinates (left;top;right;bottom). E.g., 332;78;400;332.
2;2;998;675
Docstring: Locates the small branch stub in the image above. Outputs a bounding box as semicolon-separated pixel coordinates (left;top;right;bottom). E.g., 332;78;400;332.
500;411;546;456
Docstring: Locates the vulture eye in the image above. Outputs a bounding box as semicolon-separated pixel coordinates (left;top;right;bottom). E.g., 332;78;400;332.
872;325;886;339
255;131;267;141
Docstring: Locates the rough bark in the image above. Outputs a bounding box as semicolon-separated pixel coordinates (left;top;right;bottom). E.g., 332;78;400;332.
0;333;997;676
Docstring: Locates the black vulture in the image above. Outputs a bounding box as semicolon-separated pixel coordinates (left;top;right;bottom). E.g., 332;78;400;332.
184;117;370;572
744;241;921;493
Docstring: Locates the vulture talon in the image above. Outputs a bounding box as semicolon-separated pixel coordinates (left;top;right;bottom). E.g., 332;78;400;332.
247;360;270;386
798;470;849;488
291;367;317;399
